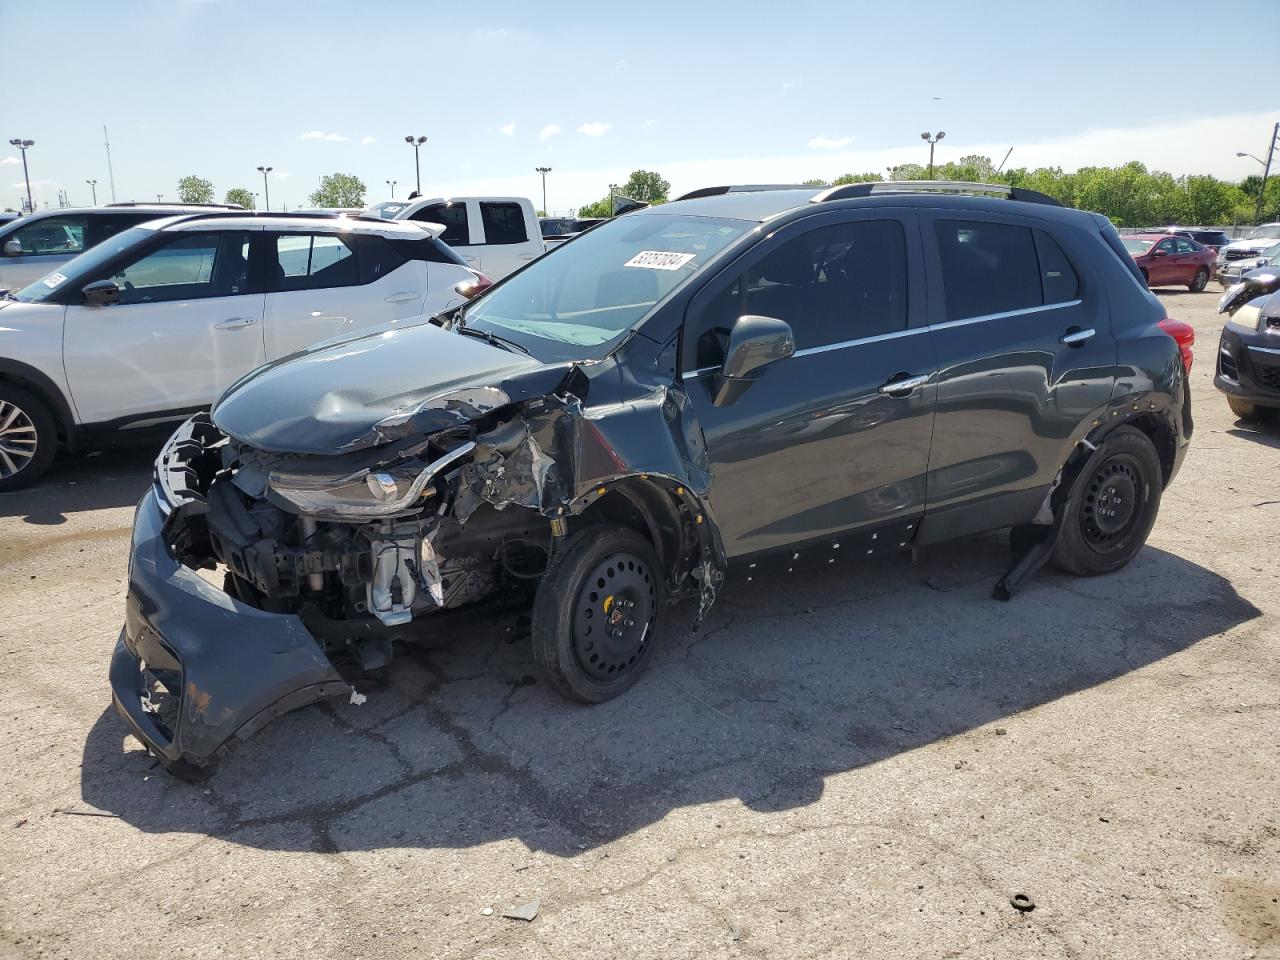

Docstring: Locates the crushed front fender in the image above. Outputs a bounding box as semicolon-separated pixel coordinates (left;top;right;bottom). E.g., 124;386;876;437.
111;489;349;776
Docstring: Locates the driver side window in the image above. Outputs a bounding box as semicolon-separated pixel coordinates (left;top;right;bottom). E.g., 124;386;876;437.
112;232;252;305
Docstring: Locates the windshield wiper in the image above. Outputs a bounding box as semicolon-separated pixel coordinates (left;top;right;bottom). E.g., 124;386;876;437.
455;324;532;357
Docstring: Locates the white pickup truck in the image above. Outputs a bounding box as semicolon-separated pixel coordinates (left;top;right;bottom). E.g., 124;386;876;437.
388;196;545;279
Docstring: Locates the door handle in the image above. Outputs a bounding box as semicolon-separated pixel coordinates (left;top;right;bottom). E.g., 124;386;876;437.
215;317;258;329
384;291;419;303
519;254;535;261
1060;327;1096;346
878;373;930;397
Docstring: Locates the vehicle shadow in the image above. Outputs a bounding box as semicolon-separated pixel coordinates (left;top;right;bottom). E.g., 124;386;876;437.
0;442;156;524
1227;421;1280;450
80;536;1258;856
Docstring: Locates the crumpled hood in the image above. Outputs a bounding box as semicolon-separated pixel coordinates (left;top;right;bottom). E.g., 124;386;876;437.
212;319;566;455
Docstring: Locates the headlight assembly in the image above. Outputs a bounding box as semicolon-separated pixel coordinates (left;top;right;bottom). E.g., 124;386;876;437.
268;441;476;518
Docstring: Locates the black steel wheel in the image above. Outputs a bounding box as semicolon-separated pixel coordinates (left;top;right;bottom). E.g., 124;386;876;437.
531;526;665;703
1189;267;1209;292
1051;427;1163;577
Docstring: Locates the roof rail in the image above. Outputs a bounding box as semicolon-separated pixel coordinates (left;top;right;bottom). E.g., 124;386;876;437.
812;181;1064;207
673;184;820;202
157;210;387;228
106;201;243;209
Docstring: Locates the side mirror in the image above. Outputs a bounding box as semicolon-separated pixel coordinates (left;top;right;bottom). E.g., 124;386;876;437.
1152;248;1167;257
3;239;20;255
81;279;120;306
713;314;795;407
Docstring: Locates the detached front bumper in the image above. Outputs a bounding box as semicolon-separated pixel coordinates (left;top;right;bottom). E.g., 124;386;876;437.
111;488;349;774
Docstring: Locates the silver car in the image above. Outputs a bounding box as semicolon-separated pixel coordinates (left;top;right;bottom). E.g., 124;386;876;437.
1217;241;1280;287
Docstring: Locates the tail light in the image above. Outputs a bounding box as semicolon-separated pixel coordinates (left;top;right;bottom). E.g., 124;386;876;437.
454;272;494;299
1158;318;1195;373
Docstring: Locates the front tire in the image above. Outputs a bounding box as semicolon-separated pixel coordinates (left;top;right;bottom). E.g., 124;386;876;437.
1189;267;1209;292
1227;397;1280;422
1051;427;1163;577
531;526;665;703
0;384;57;492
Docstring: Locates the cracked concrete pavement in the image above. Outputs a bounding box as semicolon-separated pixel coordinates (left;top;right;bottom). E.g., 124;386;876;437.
1;288;1278;959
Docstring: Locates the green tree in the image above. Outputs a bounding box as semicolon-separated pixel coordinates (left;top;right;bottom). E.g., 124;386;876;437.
577;196;613;218
225;187;254;210
620;169;671;204
802;178;829;186
177;174;214;204
309;172;367;208
832;172;884;185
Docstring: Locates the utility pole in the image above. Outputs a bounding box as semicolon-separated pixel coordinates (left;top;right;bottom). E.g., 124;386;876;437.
1253;122;1279;225
257;166;272;211
8;139;34;213
535;166;551;215
404;135;427;195
921;131;945;179
997;147;1014;174
103;126;117;202
86;179;98;205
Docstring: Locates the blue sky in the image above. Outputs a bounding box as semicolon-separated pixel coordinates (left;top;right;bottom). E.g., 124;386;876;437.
2;0;1277;214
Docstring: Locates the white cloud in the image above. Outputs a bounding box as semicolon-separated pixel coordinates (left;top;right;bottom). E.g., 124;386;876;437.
474;27;507;39
297;130;347;142
614;59;627;71
809;134;853;150
0;157;19;167
361;135;376;145
499;122;516;137
274;171;293;180
539;124;563;141
578;121;611;137
782;79;803;90
646;119;656;127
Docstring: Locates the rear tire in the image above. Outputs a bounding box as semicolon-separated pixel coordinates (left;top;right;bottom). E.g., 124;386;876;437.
1227;397;1280;422
0;383;57;492
531;526;664;703
1189;267;1209;292
1051;427;1163;577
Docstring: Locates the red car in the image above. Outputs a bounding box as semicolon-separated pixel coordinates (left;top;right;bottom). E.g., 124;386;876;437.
1122;233;1215;291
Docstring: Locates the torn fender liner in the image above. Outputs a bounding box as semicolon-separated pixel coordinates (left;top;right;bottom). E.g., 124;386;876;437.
111;489;349;769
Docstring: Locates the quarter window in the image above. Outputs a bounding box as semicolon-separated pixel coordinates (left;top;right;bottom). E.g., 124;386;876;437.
411;203;469;244
111;231;252;304
934;220;1043;322
480;202;528;245
272;233;358;290
1033;229;1080;304
7;215;88;256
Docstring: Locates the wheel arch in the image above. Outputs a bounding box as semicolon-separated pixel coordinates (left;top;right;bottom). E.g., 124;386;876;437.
0;358;77;447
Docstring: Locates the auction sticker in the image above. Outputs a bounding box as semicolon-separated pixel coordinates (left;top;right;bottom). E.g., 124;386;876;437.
624;250;696;271
43;272;68;289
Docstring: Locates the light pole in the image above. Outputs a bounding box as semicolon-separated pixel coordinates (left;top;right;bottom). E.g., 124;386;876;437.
252;192;259;211
156;193;163;203
609;183;618;216
920;131;945;179
535;166;551;215
257;165;272;211
86;179;98;205
404;135;427;195
385;179;396;199
1239;122;1279;224
8;139;34;213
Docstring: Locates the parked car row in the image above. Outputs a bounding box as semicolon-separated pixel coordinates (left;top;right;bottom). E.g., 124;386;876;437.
100;180;1197;778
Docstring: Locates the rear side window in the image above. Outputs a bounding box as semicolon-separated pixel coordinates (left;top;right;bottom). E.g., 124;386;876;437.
7;215;88;256
411;203;469;244
934;220;1042;322
481;202;528;245
271;233;359;291
1033;230;1080;303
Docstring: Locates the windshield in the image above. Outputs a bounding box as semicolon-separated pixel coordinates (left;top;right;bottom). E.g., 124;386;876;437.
12;226;154;303
362;201;408;220
1122;237;1154;255
1263;242;1280;264
463;213;751;362
1245;224;1280;240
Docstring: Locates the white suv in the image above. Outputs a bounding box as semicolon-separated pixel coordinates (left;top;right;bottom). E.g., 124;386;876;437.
0;212;480;489
0;204;241;295
390;196;545;279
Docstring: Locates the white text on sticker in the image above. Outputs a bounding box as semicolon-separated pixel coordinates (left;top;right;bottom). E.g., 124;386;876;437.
624;251;696;271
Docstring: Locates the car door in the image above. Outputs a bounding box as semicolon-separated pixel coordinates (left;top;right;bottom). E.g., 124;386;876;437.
476;200;541;279
1149;237;1178;285
262;230;420;358
0;214;90;293
408;201;478;271
917;214;1115;542
62;227;266;426
1172;236;1201;283
681;210;935;558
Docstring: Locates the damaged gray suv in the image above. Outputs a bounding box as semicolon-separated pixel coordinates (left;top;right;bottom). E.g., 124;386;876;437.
113;182;1193;778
